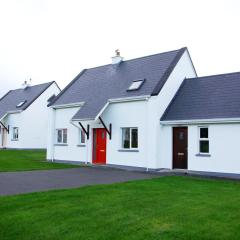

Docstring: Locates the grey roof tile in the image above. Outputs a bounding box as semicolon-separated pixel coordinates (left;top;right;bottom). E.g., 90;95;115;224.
161;72;240;121
50;48;187;120
0;82;55;120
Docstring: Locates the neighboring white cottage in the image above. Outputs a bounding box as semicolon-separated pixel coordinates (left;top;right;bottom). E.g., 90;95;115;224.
47;47;197;170
0;81;60;149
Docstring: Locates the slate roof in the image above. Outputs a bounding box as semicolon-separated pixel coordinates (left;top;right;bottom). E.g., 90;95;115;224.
161;72;240;121
0;82;55;120
50;47;187;120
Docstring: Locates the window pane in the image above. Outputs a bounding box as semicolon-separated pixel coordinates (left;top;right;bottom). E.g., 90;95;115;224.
80;130;85;143
122;128;130;148
63;129;67;143
131;128;138;148
16;128;18;139
200;140;209;153
200;128;208;138
57;130;62;143
128;80;143;90
13;128;19;140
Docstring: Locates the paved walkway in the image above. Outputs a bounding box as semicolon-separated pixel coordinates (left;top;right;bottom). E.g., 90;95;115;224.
0;167;160;196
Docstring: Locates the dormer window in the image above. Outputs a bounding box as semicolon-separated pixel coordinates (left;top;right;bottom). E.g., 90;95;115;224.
16;100;26;108
127;79;145;91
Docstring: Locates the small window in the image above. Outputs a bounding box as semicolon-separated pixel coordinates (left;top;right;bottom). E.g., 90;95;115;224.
12;127;19;141
127;79;145;91
122;128;138;149
79;129;86;144
199;127;209;153
16;101;26;108
56;129;67;144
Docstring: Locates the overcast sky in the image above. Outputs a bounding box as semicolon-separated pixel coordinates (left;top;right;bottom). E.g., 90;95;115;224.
0;0;239;98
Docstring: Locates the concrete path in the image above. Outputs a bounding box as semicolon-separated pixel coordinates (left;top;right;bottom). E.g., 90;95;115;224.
0;167;160;196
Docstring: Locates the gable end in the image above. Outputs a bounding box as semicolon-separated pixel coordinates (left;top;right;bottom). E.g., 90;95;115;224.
151;47;187;96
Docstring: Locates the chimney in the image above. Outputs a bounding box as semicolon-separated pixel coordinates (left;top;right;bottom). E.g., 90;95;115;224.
111;49;123;64
21;78;31;89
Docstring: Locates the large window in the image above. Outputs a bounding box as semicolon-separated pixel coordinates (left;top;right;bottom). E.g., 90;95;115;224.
122;128;138;149
199;127;209;153
79;129;86;144
12;127;19;141
56;129;67;144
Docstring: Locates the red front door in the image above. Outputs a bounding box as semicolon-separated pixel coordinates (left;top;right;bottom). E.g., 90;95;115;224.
92;128;107;164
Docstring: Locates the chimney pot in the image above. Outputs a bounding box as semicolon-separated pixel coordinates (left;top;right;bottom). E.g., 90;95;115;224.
112;49;123;64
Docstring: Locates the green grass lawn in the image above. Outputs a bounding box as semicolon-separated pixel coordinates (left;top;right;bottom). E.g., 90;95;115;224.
0;176;240;240
0;149;79;172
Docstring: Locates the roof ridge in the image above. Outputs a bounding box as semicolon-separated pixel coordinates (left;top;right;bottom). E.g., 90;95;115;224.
160;78;188;121
186;71;240;81
151;47;187;96
10;81;55;92
83;47;185;72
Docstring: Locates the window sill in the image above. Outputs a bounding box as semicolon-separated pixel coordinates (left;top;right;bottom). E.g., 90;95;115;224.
54;143;68;146
11;139;19;141
195;153;211;157
118;149;139;152
77;144;86;147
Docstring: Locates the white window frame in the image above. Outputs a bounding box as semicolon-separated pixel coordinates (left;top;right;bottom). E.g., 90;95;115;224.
12;127;19;141
121;127;138;149
79;128;86;145
199;126;209;154
56;128;68;144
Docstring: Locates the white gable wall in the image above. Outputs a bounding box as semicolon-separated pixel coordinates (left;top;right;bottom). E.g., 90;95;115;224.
146;50;197;169
4;83;60;149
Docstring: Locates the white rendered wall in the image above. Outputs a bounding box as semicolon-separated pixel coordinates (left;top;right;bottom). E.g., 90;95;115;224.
161;123;240;174
48;100;149;168
49;107;88;162
5;83;60;149
148;50;197;168
101;100;149;168
188;124;240;174
5;113;22;148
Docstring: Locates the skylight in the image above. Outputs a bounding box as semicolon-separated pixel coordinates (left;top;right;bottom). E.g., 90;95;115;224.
127;79;145;91
16;101;26;108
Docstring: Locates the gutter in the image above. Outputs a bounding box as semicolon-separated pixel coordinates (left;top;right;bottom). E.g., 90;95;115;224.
160;118;240;125
50;102;85;109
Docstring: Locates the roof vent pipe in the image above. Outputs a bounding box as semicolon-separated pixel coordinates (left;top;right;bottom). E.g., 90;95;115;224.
111;49;123;64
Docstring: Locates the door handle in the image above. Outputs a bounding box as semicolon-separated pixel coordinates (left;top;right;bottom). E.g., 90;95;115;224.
178;152;184;156
100;150;105;152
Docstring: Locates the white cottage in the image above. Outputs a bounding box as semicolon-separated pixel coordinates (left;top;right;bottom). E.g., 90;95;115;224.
47;47;197;170
0;81;60;149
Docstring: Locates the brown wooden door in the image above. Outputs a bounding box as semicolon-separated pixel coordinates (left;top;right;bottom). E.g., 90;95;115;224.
173;127;188;169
